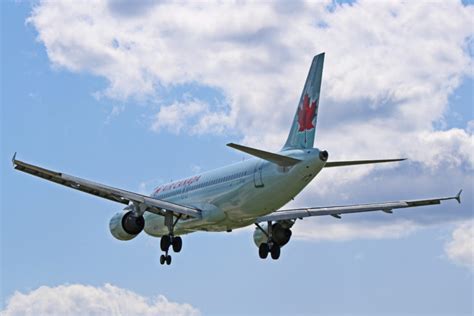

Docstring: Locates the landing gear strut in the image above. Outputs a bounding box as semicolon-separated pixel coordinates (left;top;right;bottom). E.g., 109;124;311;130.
159;211;182;265
256;221;281;260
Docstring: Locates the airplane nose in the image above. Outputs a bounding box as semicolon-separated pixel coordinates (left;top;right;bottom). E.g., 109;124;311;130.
319;150;329;162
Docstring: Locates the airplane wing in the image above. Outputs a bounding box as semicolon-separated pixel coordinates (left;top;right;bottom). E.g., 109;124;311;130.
256;191;462;223
12;154;201;219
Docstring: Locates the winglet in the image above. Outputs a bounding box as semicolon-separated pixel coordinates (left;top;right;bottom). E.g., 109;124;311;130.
455;189;462;204
12;152;17;166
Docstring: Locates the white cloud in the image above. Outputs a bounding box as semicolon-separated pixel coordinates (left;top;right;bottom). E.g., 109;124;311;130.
150;99;231;135
293;218;420;241
27;0;474;173
445;220;474;269
1;283;200;316
104;104;125;124
151;100;207;134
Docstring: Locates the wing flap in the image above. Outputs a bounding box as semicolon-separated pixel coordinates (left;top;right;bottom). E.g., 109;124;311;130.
256;191;461;223
13;155;201;219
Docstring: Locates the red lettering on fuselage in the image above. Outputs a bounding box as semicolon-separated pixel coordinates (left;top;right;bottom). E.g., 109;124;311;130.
154;175;201;195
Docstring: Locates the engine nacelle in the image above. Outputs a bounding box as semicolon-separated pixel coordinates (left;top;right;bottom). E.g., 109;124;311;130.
253;222;292;248
109;211;145;241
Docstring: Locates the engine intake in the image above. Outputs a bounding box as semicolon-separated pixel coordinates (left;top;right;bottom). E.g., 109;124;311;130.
109;211;145;241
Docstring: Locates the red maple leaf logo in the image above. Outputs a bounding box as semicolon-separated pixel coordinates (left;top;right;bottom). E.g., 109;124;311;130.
297;94;318;131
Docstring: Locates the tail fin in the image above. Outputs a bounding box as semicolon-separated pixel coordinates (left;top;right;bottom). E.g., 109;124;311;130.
283;53;325;150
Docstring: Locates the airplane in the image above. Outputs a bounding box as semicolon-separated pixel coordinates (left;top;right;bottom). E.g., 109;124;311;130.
13;52;462;266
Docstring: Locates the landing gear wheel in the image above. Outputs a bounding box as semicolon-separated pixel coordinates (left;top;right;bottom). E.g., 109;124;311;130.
160;212;184;266
259;243;269;259
160;235;171;252
172;236;182;253
270;244;281;260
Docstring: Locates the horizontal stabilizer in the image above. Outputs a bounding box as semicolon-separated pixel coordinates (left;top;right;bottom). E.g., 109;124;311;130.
227;143;301;167
324;158;406;168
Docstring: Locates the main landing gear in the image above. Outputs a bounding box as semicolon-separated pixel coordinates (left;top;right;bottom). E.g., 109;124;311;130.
159;235;182;265
258;242;280;260
159;211;182;265
256;221;281;260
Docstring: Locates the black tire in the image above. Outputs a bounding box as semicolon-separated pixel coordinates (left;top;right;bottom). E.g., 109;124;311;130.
165;255;172;265
159;254;166;265
160;235;171;252
259;243;269;259
172;236;182;253
270;244;281;260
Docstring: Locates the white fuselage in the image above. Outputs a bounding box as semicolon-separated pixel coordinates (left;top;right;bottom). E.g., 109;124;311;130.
143;148;326;237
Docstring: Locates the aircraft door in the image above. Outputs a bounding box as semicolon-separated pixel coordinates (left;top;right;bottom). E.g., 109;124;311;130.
253;161;264;188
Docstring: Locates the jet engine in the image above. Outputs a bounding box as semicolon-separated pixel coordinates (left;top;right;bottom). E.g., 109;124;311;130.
109;211;145;241
253;222;292;247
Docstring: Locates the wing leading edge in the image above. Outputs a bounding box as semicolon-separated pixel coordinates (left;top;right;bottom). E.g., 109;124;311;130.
12;154;201;219
256;191;462;223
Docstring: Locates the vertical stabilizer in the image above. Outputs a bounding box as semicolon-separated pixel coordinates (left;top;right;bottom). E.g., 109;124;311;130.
283;53;325;150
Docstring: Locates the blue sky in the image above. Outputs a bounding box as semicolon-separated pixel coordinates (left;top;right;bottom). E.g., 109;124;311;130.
1;1;473;315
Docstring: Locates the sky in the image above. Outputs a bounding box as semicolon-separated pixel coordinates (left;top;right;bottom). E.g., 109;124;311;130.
1;0;473;315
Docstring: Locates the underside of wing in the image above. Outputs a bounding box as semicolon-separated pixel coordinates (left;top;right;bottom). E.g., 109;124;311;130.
12;154;201;219
324;158;406;168
256;191;462;223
